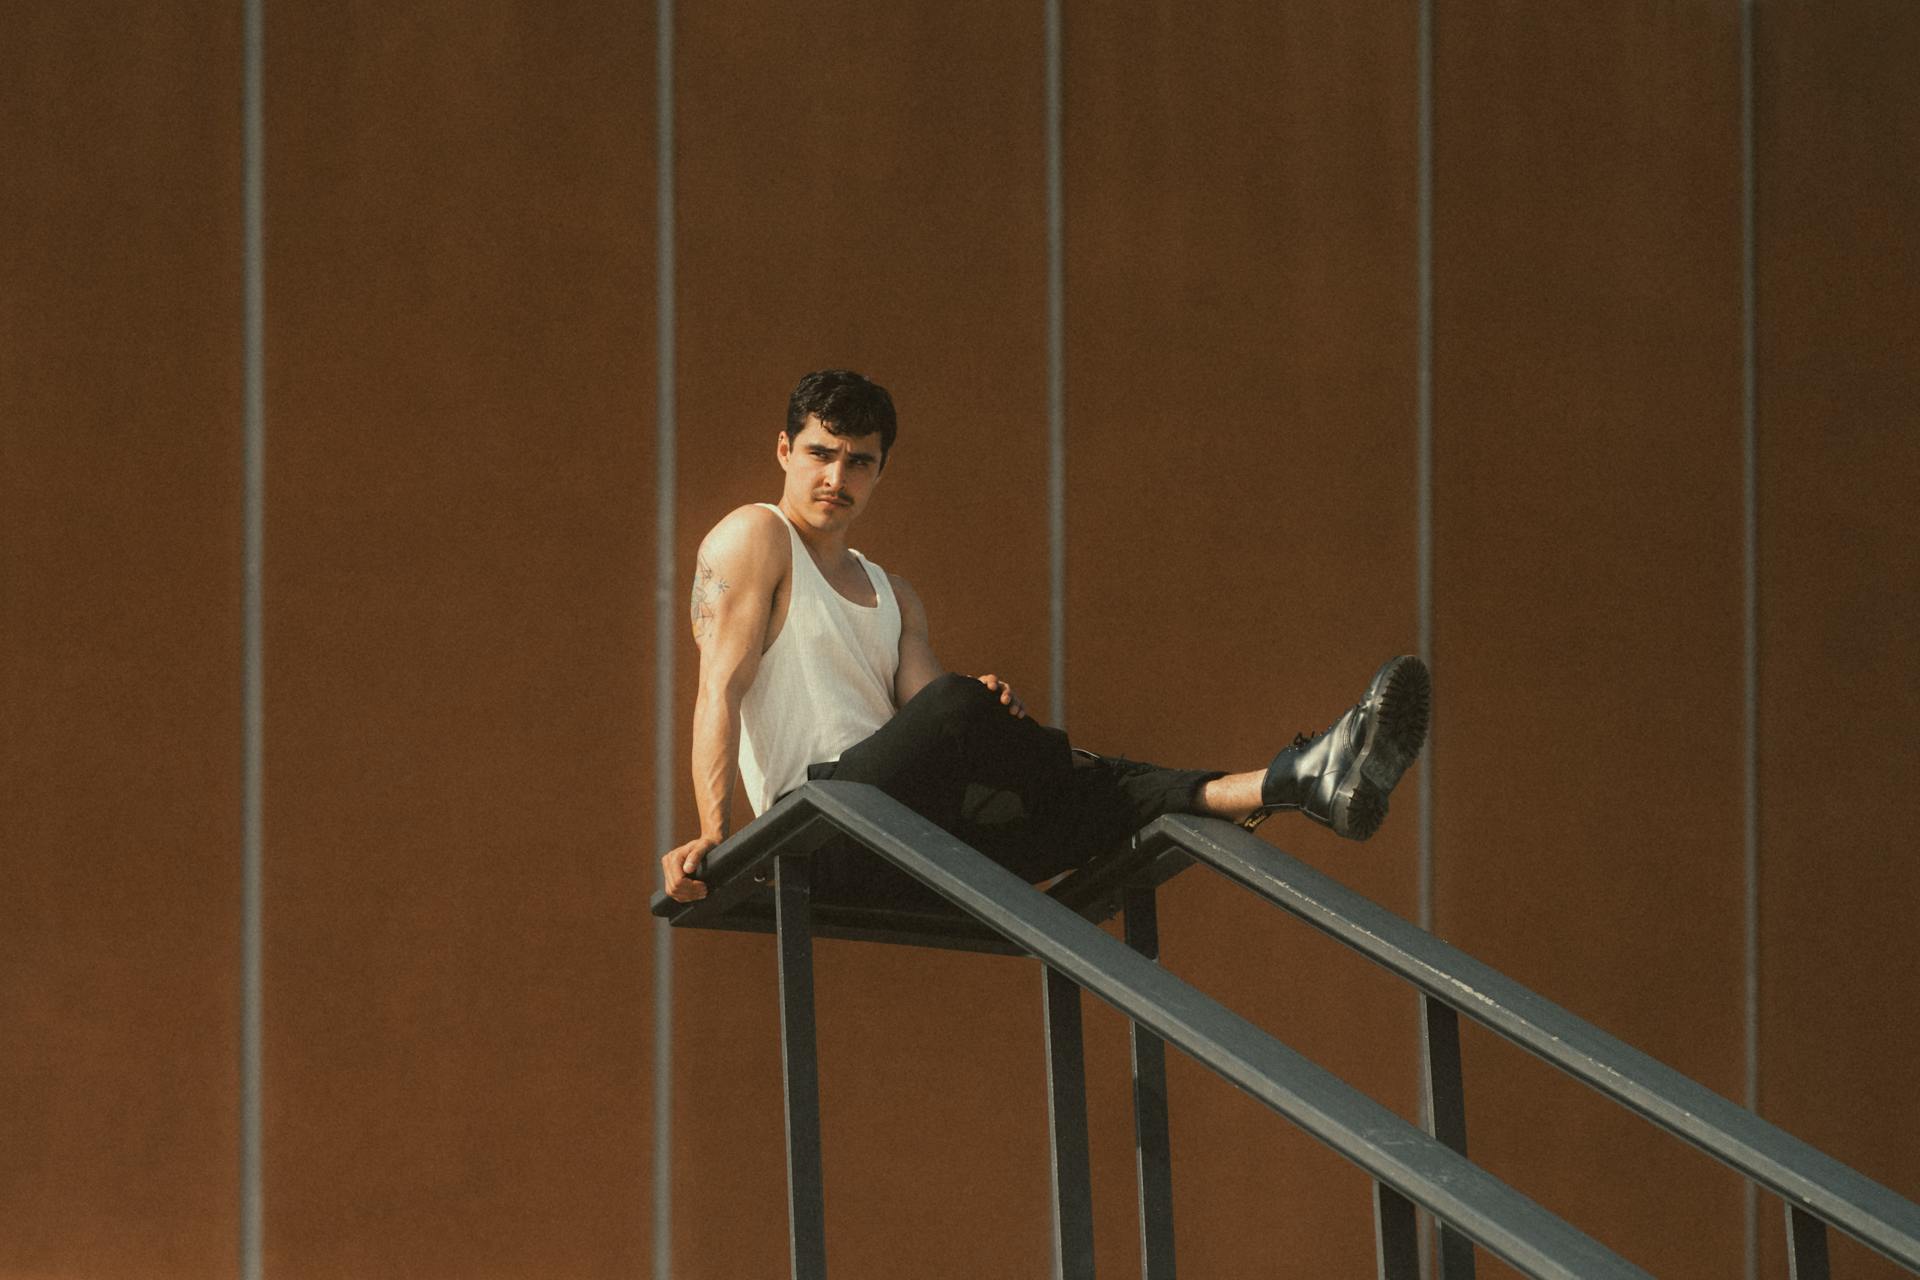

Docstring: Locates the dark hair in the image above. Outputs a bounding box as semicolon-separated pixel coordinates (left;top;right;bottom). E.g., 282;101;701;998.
785;369;897;465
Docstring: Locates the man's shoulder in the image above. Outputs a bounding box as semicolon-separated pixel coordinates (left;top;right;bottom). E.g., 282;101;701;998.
703;504;787;550
698;505;791;582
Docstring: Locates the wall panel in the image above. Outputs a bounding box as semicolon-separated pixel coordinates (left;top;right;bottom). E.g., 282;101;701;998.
1431;4;1748;1275
1756;4;1920;1276
669;3;1053;1275
0;7;245;1278
1065;3;1422;1273
263;5;654;1275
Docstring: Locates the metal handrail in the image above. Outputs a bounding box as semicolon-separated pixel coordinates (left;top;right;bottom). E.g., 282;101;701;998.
1137;814;1920;1274
658;782;1653;1279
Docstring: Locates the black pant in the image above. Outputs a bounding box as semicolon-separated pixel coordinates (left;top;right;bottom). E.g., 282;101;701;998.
802;673;1221;908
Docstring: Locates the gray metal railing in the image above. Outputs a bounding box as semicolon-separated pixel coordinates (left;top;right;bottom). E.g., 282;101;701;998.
655;782;1664;1279
1126;814;1920;1279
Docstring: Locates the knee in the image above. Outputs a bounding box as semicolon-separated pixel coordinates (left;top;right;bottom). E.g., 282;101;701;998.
908;672;995;725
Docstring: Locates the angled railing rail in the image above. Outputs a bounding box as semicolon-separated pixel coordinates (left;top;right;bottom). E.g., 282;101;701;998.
654;782;1655;1280
1125;815;1920;1280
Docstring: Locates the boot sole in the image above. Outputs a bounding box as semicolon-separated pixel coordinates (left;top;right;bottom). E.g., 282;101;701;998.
1332;655;1432;840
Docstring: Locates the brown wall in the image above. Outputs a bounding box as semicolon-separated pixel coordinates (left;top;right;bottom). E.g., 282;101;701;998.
1756;4;1920;1279
1431;4;1751;1276
3;3;1917;1279
0;6;245;1278
260;3;655;1277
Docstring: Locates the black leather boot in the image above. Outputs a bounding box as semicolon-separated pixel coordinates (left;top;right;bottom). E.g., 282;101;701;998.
1243;655;1430;841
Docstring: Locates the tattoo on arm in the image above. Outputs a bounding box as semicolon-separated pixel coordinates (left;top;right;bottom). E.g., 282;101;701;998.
690;555;730;643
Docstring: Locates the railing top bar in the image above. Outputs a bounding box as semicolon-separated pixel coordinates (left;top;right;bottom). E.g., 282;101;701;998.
1144;815;1920;1272
800;782;1651;1280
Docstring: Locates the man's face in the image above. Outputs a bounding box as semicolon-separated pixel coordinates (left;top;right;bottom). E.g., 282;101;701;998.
778;416;885;531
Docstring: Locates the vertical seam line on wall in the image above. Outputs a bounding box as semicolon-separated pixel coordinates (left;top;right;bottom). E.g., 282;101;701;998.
241;0;266;1275
653;0;677;1274
1046;0;1066;729
1740;2;1759;1278
1414;5;1436;1275
1415;0;1435;941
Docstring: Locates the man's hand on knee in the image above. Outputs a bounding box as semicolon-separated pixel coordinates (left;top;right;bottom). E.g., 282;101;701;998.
661;835;718;901
975;673;1027;719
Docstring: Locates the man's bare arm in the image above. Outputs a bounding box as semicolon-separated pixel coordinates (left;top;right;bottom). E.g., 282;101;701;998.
892;573;1027;720
663;506;784;901
891;574;946;706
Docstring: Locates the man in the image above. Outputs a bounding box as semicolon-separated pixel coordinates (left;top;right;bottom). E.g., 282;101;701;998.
661;369;1429;906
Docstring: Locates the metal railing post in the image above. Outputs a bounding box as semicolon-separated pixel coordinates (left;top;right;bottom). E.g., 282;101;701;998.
1123;887;1177;1278
1043;965;1097;1280
1422;994;1476;1278
775;854;828;1279
1375;1181;1423;1280
1789;1204;1832;1280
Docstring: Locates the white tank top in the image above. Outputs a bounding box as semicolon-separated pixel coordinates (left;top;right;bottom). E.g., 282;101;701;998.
738;504;901;814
